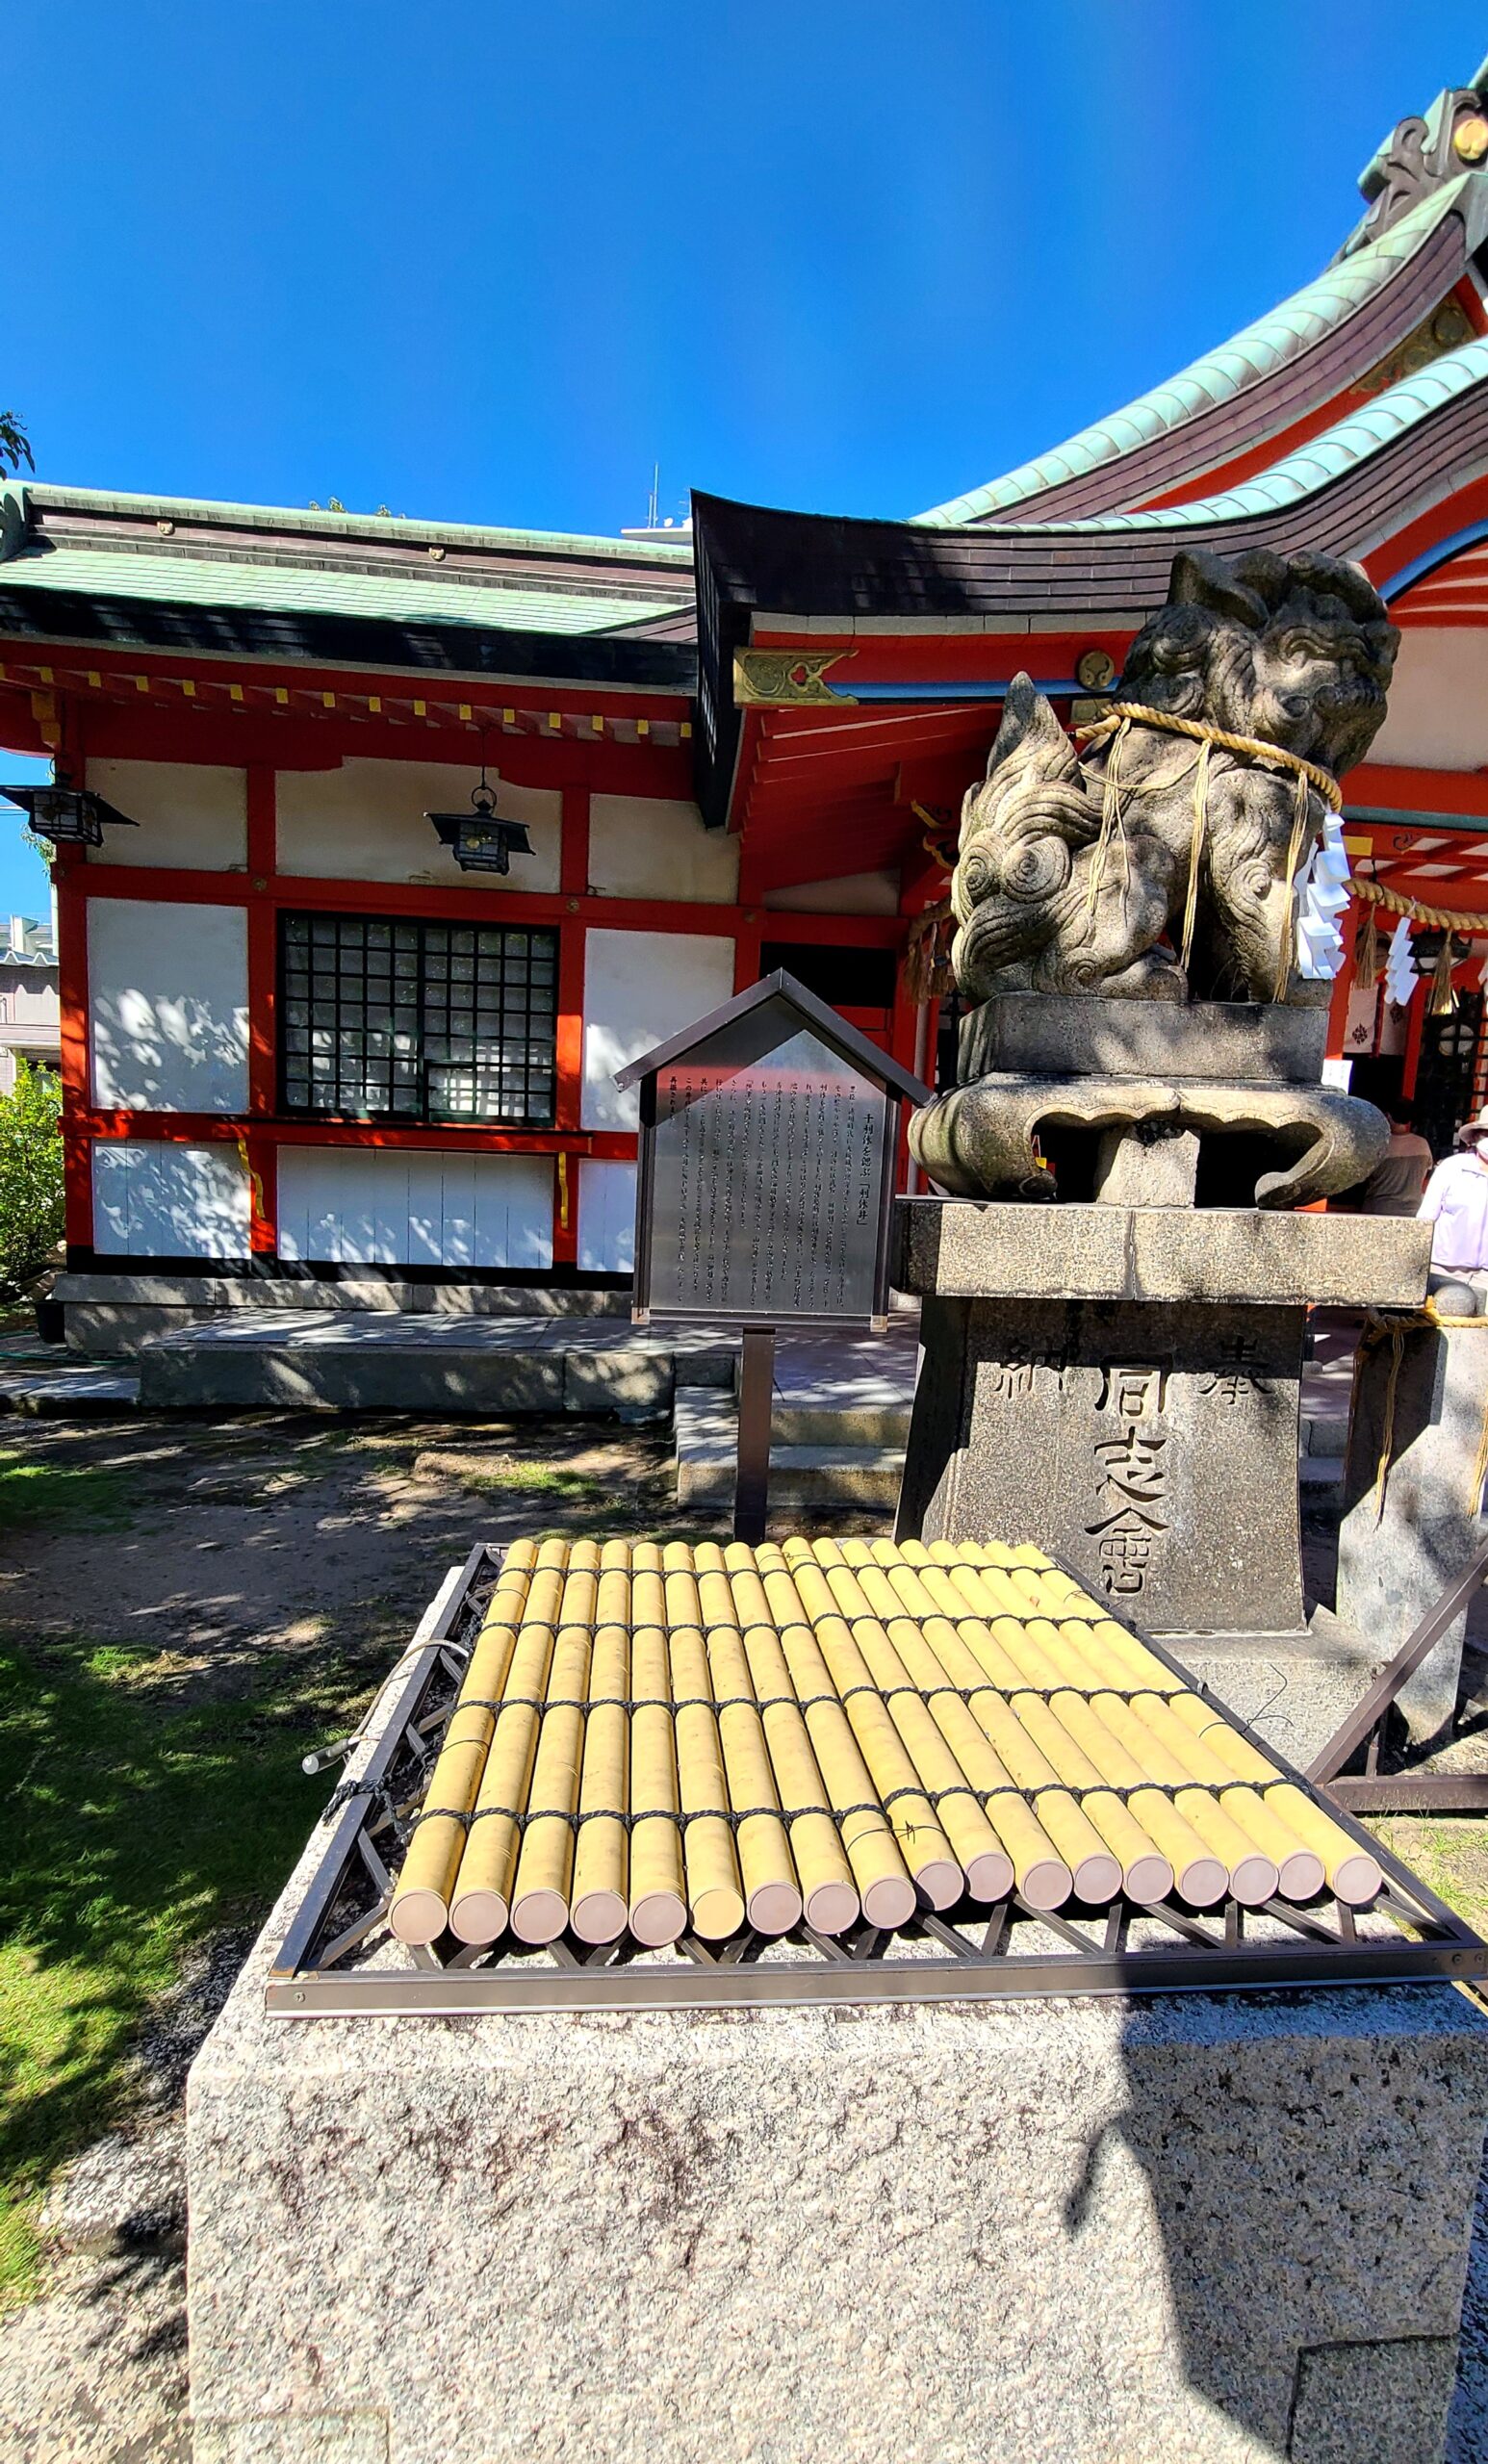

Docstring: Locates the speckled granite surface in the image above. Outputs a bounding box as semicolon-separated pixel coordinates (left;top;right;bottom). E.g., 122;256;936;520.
186;1670;1488;2464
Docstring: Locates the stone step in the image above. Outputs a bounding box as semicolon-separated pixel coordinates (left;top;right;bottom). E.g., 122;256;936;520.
674;1388;906;1509
134;1313;736;1417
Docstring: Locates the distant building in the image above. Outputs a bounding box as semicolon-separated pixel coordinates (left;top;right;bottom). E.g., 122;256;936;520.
0;913;59;1093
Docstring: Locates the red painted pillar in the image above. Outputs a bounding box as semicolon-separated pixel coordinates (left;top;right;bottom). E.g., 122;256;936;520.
552;785;591;1270
244;765;278;1257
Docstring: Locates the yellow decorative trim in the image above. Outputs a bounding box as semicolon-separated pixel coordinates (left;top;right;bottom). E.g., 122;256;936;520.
733;648;856;706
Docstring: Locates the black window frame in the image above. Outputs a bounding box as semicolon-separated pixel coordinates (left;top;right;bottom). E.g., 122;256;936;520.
276;909;559;1130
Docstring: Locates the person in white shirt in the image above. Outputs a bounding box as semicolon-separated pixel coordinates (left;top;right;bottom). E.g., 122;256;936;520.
1418;1111;1488;1313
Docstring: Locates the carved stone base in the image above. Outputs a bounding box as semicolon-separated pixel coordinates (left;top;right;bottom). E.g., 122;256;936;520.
896;1293;1308;1634
910;994;1390;1210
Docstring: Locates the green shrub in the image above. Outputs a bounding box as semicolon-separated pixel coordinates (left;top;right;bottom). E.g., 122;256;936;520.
0;1064;63;1301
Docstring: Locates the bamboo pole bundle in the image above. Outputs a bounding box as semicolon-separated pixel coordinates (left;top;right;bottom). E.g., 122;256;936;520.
694;1546;804;1935
884;1545;1314;1906
759;1546;981;1913
933;1545;1184;1697
509;1545;601;1943
834;1545;1166;1905
629;1550;688;1945
663;1545;746;1941
780;1544;1035;1907
1167;1691;1379;1904
740;1557;914;1928
446;1539;573;1945
806;1543;1102;1906
1043;1691;1231;1906
918;1544;1337;1907
570;1544;632;1944
721;1542;861;1934
1118;1686;1323;1904
386;1538;542;1944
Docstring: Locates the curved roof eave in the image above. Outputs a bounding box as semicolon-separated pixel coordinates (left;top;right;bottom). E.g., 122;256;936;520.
981;330;1488;539
915;178;1471;528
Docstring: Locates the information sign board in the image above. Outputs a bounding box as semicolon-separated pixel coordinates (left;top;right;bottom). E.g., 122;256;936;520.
618;972;930;1331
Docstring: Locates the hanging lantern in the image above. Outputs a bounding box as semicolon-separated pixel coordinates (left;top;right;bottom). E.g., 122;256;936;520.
424;763;533;875
1;783;139;847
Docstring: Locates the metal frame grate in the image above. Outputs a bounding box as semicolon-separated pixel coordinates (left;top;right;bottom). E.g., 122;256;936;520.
278;910;557;1126
268;1545;1488;2015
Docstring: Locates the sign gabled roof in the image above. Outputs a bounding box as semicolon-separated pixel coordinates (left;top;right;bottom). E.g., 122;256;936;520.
614;968;933;1108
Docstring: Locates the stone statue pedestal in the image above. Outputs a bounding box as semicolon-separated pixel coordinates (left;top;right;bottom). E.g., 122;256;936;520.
895;1197;1429;1636
1338;1321;1488;1743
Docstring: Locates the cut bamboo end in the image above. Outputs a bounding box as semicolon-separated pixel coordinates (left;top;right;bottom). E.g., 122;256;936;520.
692;1881;748;1940
630;1888;688;1946
860;1871;917;1929
448;1886;509;1946
1122;1851;1176;1906
510;1887;569;1945
1018;1855;1076;1912
570;1887;628;1945
964;1846;1016;1903
747;1878;805;1935
387;1886;449;1947
804;1877;860;1935
1069;1848;1123;1904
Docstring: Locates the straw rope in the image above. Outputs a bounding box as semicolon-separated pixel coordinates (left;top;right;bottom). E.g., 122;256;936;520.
1070;703;1340;998
1074;705;1345;812
1352;877;1488;935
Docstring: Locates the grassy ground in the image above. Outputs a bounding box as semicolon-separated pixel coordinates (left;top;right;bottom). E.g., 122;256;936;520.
0;1403;737;2309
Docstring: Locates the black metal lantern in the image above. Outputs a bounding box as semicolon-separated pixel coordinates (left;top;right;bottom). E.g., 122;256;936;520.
1;783;139;847
424;765;532;876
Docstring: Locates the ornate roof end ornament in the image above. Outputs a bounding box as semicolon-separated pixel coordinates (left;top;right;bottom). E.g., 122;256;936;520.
1339;64;1488;258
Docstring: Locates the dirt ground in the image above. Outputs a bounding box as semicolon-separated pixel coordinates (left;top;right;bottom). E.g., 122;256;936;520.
0;1403;754;2464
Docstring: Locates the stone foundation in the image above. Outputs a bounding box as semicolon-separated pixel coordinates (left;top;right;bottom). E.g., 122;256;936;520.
188;1702;1488;2464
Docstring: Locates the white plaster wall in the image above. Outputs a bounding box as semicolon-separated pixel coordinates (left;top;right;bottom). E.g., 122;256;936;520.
92;1141;251;1257
1368;629;1488;772
587;796;737;904
763;869;901;914
580;928;735;1130
276;1145;553;1268
88;899;248;1112
577;1160;636;1274
85;760;247;870
275;760;561;889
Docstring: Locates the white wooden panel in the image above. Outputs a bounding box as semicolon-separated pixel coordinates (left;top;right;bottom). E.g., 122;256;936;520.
85;760;247;871
581;929;735;1130
92;1142;250;1258
275;1145;552;1267
577;1160;636;1274
588;797;737;904
275;759;561;889
88;899;248;1113
474;1155;552;1268
1370;629;1488;772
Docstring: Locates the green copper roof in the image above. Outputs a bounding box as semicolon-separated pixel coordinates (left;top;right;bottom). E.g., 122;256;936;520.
0;542;689;635
16;483;695;568
986;332;1488;537
916;180;1469;527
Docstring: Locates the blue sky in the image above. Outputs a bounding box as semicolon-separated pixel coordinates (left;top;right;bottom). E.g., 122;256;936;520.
2;1;1484;914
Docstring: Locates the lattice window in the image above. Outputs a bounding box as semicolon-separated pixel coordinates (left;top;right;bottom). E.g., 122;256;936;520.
278;912;557;1127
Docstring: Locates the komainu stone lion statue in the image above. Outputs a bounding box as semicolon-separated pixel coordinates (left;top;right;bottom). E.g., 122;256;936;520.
952;548;1398;1006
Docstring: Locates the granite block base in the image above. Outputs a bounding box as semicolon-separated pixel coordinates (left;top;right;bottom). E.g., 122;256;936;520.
188;1814;1488;2464
1339;1319;1488;1743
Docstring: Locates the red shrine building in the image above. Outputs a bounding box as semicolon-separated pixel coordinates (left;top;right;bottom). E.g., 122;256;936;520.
9;58;1488;1330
